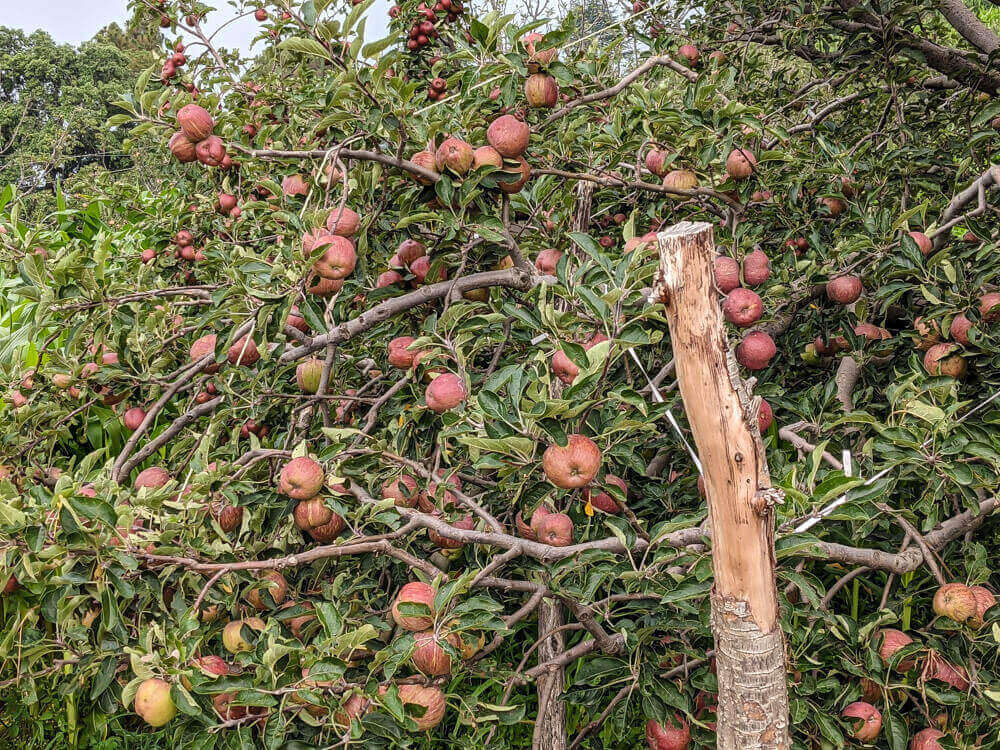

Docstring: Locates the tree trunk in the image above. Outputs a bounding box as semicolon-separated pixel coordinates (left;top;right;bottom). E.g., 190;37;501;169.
654;221;791;749
532;599;567;750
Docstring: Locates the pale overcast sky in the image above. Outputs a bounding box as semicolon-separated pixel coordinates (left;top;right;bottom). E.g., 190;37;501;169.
5;1;389;52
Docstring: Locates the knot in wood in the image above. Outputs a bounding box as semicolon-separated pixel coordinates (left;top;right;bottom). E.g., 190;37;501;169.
647;270;669;306
751;488;785;516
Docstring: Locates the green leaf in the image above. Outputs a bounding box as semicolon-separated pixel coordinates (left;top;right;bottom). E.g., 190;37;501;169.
279;37;332;61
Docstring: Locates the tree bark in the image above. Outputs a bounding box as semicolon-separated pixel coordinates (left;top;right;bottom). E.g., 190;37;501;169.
654;221;790;749
532;599;567;750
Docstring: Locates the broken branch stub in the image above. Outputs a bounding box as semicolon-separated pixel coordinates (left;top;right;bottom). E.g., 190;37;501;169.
654;221;790;749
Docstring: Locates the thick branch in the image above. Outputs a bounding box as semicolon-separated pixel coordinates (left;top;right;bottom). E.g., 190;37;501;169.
280;268;542;362
936;0;1000;54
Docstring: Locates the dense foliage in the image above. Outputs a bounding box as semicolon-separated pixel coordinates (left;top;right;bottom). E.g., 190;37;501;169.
1;0;999;747
0;9;162;219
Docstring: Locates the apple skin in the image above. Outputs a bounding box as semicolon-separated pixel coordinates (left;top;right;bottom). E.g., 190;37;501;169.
222;617;266;653
134;678;178;727
645;714;691;749
582;474;626;513
542;434;602;489
392;581;436;631
425;372;467;412
841;701;882;741
278;456;325;500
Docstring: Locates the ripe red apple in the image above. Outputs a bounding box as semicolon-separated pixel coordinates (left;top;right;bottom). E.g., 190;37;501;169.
582;474;626;513
281;174;309;197
377;270;404;287
725;147;757;180
278;456;325;500
908;230;932;256
176;103;214;141
209;497;243;532
396;238;426;265
190;655;231;680
933;582;977;623
425;372;466;412
923;343;966;378
497;156;531;194
286;306;309;333
409;150;438;184
411;630;459;675
396;684;446;731
388;336;420;368
487;115;530;157
926;652;970;690
419;475;462;513
877;628;915;672
190;333;221;373
736;331;776;370
757;398;773;432
227;336;260;366
841;701;882;741
140;248;157;264
826;275;863;304
382;474;419;507
313;235;357;279
714;255;740;292
333;691;372;728
979;292;1000;322
723;288;763;327
536;511;573;546
910;728;945;750
435;137;475;174
255;8;268;21
645;715;690;750
409;255;446;284
392;581;436;631
195;135;227;166
135;466;171;490
217;192;237;214
326;206;361;236
542;434;602;488
294;497;345;542
123;406;147;431
428;511;474;549
551;347;580;385
535;249;563;274
645;148;669;177
522;32;557;69
742;248;770;286
677;44;699;66
950;314;973;346
247;570;288;610
473;145;504;170
134;678;177;727
525;73;558;108
169;129;203;163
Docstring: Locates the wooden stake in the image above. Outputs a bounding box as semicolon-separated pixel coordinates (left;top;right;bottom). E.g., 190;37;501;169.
654;221;790;749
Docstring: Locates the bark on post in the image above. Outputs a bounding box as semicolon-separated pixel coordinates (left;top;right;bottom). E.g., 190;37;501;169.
532;599;567;750
653;221;790;748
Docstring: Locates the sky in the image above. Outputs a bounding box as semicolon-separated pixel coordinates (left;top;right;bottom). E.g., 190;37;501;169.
4;1;390;53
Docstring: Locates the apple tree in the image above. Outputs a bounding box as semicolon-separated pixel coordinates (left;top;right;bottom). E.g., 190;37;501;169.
1;0;999;748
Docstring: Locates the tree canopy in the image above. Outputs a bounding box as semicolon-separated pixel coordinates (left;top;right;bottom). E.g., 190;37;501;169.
0;0;999;748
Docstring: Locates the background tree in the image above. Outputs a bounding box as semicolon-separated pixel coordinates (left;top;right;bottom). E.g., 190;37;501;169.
0;0;999;748
0;8;162;218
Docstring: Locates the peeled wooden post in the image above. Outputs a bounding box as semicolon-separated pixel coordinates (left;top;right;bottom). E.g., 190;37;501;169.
653;221;790;748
